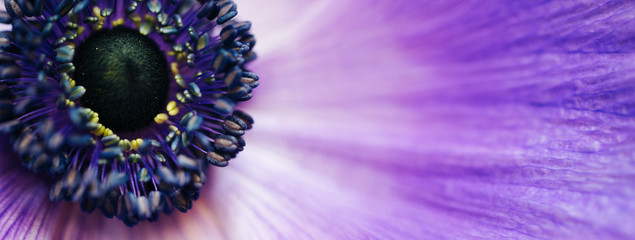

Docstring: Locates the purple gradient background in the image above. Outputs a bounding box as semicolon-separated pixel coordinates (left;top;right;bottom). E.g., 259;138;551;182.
1;0;635;239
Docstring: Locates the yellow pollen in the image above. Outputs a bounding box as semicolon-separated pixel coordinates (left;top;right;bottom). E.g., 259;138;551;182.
112;18;125;26
92;124;105;136
65;99;75;107
197;36;207;51
167;101;179;116
92;7;105;30
93;7;103;20
131;138;143;151
154;113;168;124
93;21;104;31
103;128;114;137
171;62;179;75
119;139;132;151
77;26;85;36
130;14;142;28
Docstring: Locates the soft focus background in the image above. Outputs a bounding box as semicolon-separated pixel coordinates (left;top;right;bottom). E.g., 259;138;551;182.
2;0;635;239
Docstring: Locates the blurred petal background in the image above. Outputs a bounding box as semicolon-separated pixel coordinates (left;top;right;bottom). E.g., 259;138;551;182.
2;0;635;239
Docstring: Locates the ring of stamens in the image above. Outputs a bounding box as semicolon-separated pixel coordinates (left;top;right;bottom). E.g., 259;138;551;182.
56;6;210;159
3;0;258;226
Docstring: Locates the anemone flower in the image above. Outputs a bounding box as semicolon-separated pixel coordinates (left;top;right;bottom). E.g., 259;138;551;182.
1;0;635;239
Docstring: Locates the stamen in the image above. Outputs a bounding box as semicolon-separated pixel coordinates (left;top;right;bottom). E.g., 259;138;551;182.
1;0;258;226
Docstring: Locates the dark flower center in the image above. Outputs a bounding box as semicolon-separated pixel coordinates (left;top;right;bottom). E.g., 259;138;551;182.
73;27;170;132
3;0;258;226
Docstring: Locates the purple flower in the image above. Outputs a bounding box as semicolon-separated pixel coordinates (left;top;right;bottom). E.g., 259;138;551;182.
2;0;635;239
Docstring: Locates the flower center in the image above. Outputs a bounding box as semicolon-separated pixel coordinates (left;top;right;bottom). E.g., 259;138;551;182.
73;27;170;133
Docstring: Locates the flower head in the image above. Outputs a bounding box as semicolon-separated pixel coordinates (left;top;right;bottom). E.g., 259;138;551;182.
0;0;257;226
1;0;635;239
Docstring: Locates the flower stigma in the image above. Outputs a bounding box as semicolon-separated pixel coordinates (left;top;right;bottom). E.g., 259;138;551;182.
0;0;258;226
73;27;171;132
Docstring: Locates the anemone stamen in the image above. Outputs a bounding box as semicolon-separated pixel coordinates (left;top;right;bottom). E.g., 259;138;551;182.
0;0;257;226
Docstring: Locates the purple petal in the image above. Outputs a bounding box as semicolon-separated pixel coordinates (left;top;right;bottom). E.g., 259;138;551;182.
0;136;56;239
221;0;635;239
